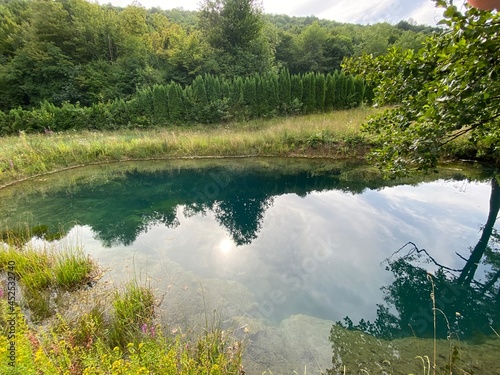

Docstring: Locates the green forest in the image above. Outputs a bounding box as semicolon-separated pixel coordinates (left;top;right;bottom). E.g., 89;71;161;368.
0;0;436;134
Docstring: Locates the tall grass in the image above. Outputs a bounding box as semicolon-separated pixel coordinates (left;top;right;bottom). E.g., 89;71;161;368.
0;243;95;321
0;246;243;374
0;285;243;374
0;107;380;187
54;246;94;290
109;280;156;348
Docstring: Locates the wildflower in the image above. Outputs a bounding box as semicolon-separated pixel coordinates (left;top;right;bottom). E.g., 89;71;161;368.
141;323;155;337
28;333;40;350
149;325;155;337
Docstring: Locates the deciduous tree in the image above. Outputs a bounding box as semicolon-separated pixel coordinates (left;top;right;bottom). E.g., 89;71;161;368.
344;0;500;175
198;0;273;77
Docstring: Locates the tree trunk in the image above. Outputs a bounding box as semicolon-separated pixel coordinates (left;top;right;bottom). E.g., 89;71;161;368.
458;177;500;286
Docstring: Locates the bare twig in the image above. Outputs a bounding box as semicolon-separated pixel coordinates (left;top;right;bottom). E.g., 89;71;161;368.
455;252;469;262
384;242;463;273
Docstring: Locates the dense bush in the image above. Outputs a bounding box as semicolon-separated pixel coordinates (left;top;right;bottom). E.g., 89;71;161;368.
0;70;368;135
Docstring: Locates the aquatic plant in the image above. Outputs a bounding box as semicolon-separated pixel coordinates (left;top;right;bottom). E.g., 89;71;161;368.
108;280;156;348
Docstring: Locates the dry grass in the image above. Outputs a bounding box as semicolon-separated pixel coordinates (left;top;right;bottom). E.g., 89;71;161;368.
0;107;380;187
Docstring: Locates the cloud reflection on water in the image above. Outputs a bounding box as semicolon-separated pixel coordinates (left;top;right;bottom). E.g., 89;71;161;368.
68;178;494;327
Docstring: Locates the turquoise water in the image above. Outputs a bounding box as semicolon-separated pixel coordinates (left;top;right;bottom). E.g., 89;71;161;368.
1;158;499;373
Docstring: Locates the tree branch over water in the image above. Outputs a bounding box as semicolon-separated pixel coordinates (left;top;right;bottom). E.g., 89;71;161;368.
343;0;500;176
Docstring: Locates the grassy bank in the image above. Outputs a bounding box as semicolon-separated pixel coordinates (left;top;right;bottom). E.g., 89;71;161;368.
0;107;380;188
0;242;243;374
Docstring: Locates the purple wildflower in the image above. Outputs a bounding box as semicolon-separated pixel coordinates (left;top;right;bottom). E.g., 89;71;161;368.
141;323;156;337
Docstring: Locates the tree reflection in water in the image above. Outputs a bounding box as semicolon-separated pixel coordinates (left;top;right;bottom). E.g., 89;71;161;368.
0;160;403;247
336;177;500;340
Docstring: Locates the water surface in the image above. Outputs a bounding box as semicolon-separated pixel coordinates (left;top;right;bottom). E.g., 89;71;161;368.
1;158;498;374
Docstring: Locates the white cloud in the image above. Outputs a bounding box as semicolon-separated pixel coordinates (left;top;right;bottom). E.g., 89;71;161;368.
409;2;446;25
291;0;395;23
101;0;443;25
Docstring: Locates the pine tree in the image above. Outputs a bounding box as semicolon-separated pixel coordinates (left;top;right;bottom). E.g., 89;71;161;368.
109;99;130;129
254;75;266;116
266;72;280;115
345;75;355;108
183;85;195;122
192;75;208;107
242;75;258;117
333;71;343;109
325;73;335;111
291;74;303;110
230;76;244;108
353;78;366;107
220;79;231;100
302;72;316;114
133;87;154;125
278;68;292;114
205;74;222;103
213;75;222;101
152;84;169;125
315;73;326;112
167;82;184;124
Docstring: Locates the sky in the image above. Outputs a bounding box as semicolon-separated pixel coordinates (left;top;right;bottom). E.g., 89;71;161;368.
102;0;458;26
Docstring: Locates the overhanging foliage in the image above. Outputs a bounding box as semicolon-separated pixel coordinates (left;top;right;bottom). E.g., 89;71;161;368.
343;0;500;175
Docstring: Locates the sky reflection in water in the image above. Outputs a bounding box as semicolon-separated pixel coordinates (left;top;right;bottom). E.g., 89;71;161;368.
66;176;493;325
2;160;498;373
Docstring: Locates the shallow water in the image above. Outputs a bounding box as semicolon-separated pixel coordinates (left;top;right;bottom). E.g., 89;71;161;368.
1;158;499;373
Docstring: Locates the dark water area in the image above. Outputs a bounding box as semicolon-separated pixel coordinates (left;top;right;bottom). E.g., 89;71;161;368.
1;158;499;374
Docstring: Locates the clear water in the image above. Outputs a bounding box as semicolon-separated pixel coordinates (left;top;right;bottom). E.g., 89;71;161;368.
1;158;499;374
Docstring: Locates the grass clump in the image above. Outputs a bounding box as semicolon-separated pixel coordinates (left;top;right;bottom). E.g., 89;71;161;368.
0;243;95;322
53;247;94;290
109;280;156;349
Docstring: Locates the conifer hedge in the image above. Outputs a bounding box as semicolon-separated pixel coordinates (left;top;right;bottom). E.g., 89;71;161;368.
0;70;369;135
